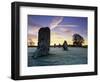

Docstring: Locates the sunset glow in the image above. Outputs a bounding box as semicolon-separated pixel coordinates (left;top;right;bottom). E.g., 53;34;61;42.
28;15;88;46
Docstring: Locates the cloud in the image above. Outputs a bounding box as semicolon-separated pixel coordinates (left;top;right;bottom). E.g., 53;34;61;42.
28;26;39;35
52;25;74;34
49;16;78;30
49;17;63;29
52;23;78;36
57;24;78;28
28;22;42;36
28;34;37;39
28;33;38;45
28;16;42;35
28;23;41;29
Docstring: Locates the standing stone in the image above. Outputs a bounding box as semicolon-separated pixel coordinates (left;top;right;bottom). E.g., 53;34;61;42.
54;43;56;48
62;40;68;50
38;27;50;51
58;43;61;48
32;27;50;58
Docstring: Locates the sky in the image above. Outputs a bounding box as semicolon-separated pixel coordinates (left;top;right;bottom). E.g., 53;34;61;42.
28;15;88;46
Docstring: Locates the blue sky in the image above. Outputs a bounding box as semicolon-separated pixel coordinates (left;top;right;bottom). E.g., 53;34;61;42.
28;15;88;45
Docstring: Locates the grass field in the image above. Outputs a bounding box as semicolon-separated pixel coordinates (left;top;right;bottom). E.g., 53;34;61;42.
28;47;87;67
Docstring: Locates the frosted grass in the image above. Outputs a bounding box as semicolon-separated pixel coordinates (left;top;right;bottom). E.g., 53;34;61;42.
28;47;87;67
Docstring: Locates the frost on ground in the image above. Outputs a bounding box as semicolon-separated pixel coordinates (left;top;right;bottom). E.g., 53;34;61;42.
28;47;87;66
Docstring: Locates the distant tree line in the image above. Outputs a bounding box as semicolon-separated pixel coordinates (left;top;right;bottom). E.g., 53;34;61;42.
28;33;86;47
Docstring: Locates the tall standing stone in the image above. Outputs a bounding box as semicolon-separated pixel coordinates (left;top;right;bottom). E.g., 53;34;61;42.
38;27;50;51
32;27;50;58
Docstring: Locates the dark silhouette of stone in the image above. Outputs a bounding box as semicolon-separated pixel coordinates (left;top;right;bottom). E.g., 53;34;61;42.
32;27;50;58
58;43;62;48
33;39;49;58
54;43;56;48
38;27;50;50
62;40;68;50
